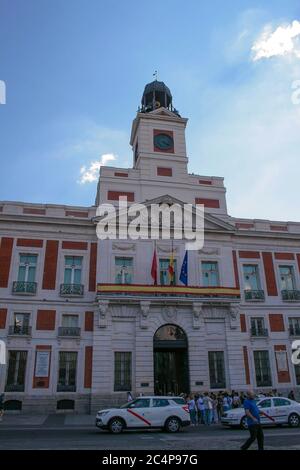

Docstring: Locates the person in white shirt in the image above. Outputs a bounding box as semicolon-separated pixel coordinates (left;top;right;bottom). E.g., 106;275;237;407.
203;392;213;425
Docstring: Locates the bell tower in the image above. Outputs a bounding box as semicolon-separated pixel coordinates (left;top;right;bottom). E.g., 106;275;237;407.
130;80;189;179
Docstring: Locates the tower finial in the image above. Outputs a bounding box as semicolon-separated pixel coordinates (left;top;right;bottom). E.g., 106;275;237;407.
153;70;158;81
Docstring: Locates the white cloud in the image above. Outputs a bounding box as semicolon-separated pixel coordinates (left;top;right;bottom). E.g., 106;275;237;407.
78;153;116;184
252;20;300;61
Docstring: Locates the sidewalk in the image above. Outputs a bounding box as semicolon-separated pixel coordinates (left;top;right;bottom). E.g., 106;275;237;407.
0;413;95;428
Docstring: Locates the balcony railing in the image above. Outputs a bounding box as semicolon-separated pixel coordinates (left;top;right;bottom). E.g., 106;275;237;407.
57;384;76;392
282;290;300;301
251;327;268;337
8;325;32;336
97;283;241;299
12;281;37;295
244;290;265;301
5;383;25;392
58;327;81;337
60;283;84;296
289;325;300;336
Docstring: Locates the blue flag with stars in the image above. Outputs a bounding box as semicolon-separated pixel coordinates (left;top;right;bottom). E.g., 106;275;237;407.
179;251;188;286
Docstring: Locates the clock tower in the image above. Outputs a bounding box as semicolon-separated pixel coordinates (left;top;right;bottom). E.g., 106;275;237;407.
130;80;189;180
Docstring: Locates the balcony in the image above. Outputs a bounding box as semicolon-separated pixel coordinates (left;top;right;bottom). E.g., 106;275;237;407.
282;290;300;301
289;325;300;336
251;327;268;338
244;290;265;301
60;283;84;297
5;383;25;392
58;327;81;338
8;325;32;336
97;283;241;300
57;384;76;392
12;281;37;295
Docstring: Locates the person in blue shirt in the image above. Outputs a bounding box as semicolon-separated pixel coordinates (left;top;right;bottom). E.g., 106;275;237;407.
240;391;264;450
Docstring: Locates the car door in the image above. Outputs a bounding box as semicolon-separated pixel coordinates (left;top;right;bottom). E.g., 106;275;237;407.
272;398;291;423
151;398;171;426
126;398;152;428
257;398;274;424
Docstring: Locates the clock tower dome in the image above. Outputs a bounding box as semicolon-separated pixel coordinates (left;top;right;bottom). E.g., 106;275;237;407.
130;80;189;179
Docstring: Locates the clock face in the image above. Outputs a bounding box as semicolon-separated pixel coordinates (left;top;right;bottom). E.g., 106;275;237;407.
154;133;174;151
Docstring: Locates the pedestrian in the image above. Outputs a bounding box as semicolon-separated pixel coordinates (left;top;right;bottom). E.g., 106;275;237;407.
187;395;197;426
223;392;231;412
288;390;296;401
212;394;219;424
0;393;4;422
197;394;205;424
232;392;241;409
203;392;213;425
240;391;264;451
217;393;223;421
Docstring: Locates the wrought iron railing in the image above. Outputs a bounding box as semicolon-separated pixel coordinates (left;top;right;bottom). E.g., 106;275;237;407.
60;283;84;296
282;290;300;301
5;383;25;392
57;384;76;392
58;327;81;337
244;290;265;301
12;281;37;295
251;327;268;337
289;325;300;336
8;325;32;336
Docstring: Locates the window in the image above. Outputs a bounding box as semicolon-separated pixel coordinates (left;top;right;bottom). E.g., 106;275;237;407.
159;259;177;286
152;398;170;407
127;398;150;408
115;257;133;284
253;351;272;387
64;256;82;285
62;315;79;328
57;352;77;392
250;317;267;336
17;254;37;282
114;352;131;391
279;265;295;291
202;261;219;287
12;313;30;335
258;399;272;408
208;351;226;389
243;265;261;290
289;317;300;335
5;351;27;392
273;398;290;407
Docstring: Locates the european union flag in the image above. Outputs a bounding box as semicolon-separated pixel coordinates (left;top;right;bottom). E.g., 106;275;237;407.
179;251;188;286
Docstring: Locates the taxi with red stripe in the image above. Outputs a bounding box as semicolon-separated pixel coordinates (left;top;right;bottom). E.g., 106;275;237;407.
96;396;190;434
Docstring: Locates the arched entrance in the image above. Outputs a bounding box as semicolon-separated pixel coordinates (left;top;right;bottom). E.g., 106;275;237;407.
153;324;189;396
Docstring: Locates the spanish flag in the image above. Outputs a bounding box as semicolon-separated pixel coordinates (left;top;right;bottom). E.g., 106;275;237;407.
151;248;157;285
168;251;175;285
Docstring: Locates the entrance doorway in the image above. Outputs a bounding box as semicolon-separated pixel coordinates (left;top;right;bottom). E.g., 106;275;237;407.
153;324;189;396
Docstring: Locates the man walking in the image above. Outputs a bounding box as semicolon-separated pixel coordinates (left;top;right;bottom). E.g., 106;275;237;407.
240;391;264;451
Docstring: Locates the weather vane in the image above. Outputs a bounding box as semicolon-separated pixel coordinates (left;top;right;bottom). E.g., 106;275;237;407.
153;70;158;81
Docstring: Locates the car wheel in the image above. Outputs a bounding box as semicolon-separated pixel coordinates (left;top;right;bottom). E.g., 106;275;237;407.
165;416;181;433
108;417;125;434
240;416;248;430
288;413;300;428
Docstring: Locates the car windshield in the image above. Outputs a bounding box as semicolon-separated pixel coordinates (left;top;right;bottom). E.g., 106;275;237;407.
120;401;134;409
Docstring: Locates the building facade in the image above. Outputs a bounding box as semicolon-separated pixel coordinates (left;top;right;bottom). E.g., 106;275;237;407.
0;81;300;413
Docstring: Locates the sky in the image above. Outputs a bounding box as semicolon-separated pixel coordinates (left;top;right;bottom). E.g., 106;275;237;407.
0;0;300;221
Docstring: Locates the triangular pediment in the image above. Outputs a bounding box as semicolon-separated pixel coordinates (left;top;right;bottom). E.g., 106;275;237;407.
148;107;178;118
142;194;235;232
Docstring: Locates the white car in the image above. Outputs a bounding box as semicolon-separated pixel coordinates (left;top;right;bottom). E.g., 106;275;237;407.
95;396;190;434
221;397;300;430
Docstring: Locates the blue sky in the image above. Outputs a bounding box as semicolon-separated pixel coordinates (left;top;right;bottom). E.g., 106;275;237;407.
0;0;300;220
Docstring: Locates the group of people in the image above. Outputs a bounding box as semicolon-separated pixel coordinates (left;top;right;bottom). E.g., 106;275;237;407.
183;388;298;428
184;391;244;426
